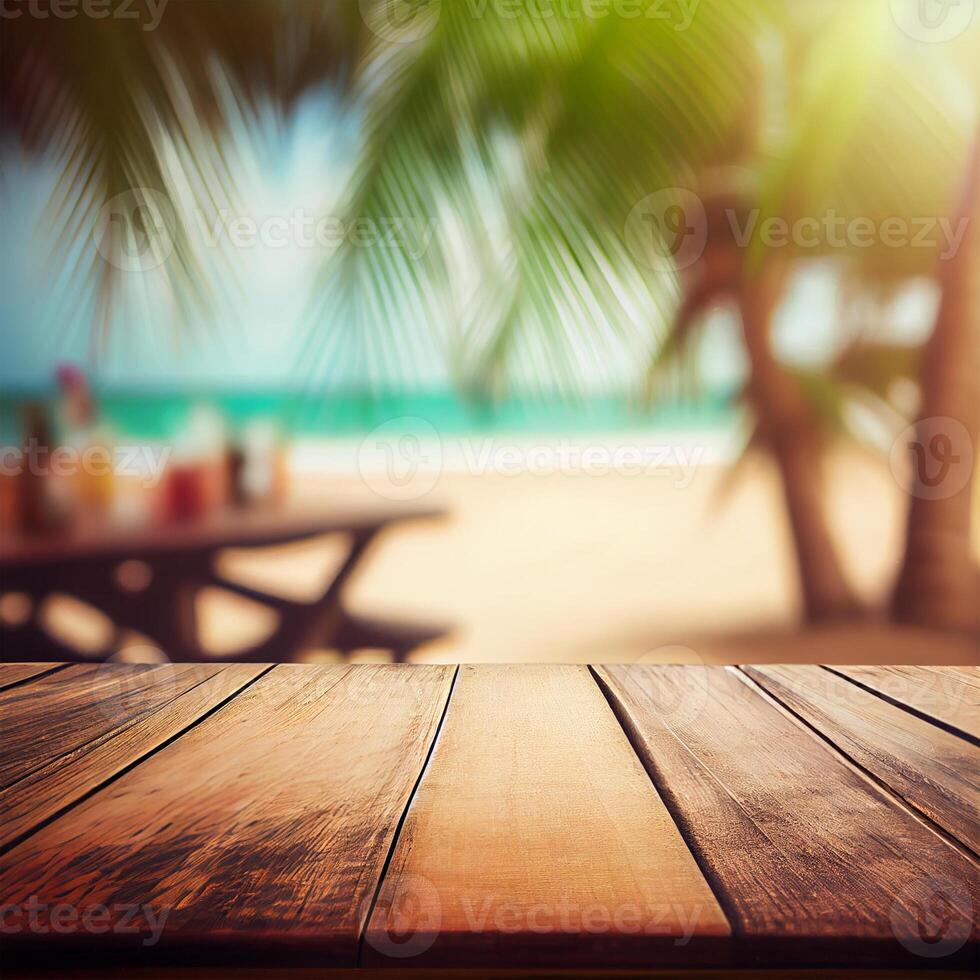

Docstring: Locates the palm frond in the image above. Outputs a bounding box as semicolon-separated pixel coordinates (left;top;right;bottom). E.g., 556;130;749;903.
0;0;364;343
301;0;779;397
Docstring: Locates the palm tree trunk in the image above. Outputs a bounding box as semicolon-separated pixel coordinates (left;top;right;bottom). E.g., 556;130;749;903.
892;131;980;634
740;260;861;622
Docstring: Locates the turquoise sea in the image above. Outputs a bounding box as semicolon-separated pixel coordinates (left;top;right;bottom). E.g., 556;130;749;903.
0;388;737;445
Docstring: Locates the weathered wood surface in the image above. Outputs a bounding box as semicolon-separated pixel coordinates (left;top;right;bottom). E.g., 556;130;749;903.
0;663;227;790
0;664;268;851
745;664;980;855
0;662;64;690
595;665;979;969
0;664;455;965
364;665;730;969
829;665;980;743
0;663;976;974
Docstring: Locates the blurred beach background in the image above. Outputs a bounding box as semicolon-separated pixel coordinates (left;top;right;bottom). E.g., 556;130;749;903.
1;0;977;666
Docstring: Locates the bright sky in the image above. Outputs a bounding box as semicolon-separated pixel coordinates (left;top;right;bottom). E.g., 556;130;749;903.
0;90;939;394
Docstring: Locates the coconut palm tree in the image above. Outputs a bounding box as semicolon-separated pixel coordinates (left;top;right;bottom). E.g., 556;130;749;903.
652;8;976;622
892;129;980;633
309;1;975;624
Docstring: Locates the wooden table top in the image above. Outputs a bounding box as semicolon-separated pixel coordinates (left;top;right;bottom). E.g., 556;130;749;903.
0;505;443;567
0;663;976;976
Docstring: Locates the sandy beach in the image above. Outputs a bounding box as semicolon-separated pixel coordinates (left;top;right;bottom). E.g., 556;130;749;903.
196;442;979;665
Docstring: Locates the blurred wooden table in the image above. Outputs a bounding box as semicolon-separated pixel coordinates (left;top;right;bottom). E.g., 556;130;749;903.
0;507;446;662
0;664;976;977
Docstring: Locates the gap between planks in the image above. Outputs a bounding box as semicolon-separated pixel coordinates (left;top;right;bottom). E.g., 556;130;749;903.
6;662;974;965
355;664;461;967
821;665;979;746
1;665;256;798
592;663;979;970
732;666;980;868
0;663;277;856
0;663;70;692
589;662;980;944
586;664;743;941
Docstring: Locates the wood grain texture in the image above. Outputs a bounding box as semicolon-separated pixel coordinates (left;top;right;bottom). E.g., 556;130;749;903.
0;662;64;691
829;665;979;742
0;664;455;967
745;665;980;855
0;663;229;789
920;665;980;686
0;664;268;851
364;665;730;969
596;665;980;969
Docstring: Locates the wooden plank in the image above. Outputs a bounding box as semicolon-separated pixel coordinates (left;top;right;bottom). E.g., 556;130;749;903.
917;667;980;715
0;664;268;851
0;663;233;789
829;665;979;742
364;664;731;969
0;662;64;691
745;665;980;855
921;665;980;685
596;665;980;969
0;664;455;968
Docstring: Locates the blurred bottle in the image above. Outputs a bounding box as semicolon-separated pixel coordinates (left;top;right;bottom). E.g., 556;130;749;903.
56;363;95;430
237;419;286;509
17;404;67;535
164;464;207;523
228;443;247;508
56;364;115;529
0;463;17;537
162;404;229;523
